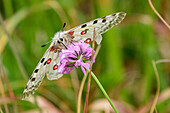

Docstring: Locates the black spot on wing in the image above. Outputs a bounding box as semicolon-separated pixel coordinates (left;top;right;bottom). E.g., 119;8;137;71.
81;24;87;28
41;58;45;63
44;61;47;65
102;19;106;23
93;20;98;24
34;69;39;73
112;14;116;16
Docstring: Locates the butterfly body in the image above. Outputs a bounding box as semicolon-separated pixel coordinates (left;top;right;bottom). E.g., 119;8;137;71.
22;12;126;99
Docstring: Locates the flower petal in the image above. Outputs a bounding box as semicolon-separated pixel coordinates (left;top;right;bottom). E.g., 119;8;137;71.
81;66;87;75
57;41;95;75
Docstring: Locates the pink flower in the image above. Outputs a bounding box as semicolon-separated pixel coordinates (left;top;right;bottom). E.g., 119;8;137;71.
57;41;95;75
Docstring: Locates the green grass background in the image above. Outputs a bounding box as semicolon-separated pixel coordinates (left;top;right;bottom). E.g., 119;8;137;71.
0;0;170;113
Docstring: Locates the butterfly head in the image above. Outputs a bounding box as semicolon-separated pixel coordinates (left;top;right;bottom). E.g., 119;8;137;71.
53;23;67;41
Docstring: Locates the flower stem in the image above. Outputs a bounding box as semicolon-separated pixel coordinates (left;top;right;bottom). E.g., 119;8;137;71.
83;28;96;113
88;70;119;113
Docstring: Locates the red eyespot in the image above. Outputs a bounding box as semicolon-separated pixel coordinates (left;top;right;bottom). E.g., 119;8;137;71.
81;30;87;35
68;31;74;35
85;38;91;43
53;64;58;70
47;58;51;64
50;46;54;51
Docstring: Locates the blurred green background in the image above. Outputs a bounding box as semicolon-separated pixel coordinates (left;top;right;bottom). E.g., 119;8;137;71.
0;0;170;113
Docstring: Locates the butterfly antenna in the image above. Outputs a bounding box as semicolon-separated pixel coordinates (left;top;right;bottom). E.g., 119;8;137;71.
61;23;66;31
58;23;66;38
41;40;52;47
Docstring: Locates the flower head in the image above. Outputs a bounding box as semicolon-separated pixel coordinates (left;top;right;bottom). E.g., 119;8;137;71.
58;41;95;75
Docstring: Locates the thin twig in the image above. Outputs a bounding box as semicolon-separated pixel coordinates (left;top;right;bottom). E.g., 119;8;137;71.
150;61;160;113
0;13;28;80
77;73;87;113
0;60;18;113
83;28;95;113
148;0;170;29
155;59;170;64
0;59;15;100
1;68;15;100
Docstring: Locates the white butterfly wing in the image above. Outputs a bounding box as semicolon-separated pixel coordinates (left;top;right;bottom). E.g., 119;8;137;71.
46;52;63;80
62;12;126;44
22;42;63;100
22;12;126;99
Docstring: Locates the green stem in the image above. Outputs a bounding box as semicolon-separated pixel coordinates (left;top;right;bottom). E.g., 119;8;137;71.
88;70;118;113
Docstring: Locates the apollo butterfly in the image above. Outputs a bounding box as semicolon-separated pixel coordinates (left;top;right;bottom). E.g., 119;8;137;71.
22;12;126;99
